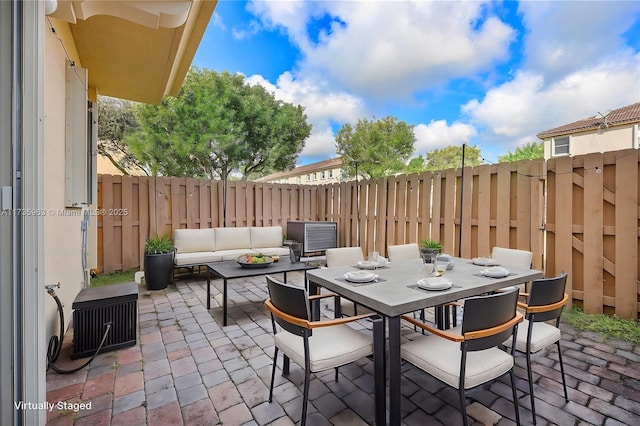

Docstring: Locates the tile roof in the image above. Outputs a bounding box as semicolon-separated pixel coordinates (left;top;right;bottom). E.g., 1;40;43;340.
258;157;343;181
537;102;640;139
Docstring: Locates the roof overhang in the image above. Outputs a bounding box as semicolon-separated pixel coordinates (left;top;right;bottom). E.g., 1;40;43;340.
48;0;216;104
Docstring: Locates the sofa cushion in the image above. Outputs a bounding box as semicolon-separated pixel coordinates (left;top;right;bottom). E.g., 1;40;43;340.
174;228;215;253
174;251;222;266
254;247;290;257
250;226;283;249
215;227;251;251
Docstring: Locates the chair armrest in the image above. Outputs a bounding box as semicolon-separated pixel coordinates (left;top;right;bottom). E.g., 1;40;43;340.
401;315;464;342
309;312;378;328
522;293;569;314
464;312;523;340
265;299;377;329
308;292;339;301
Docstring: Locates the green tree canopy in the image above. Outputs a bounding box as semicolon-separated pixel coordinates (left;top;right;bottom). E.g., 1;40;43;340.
425;145;482;171
128;68;311;180
336;116;415;179
497;141;544;162
97;96;147;175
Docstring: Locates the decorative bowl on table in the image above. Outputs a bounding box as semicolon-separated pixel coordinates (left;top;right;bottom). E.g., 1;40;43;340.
236;253;274;268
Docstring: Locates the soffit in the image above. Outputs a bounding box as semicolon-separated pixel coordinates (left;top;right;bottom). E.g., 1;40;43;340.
49;0;216;104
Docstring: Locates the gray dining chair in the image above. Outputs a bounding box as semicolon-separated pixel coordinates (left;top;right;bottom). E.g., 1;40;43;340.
264;275;375;426
503;273;569;424
401;288;523;426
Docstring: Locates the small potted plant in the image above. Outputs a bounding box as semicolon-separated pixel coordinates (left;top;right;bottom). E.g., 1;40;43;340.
420;239;442;264
144;234;175;290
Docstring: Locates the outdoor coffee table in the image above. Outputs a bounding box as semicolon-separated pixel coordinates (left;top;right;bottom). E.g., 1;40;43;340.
206;257;319;326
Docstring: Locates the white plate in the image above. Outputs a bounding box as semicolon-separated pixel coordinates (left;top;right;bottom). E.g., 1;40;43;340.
344;271;378;283
417;277;452;291
481;267;509;278
472;257;499;266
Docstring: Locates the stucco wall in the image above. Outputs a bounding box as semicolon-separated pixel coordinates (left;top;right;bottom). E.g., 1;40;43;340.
544;124;636;159
43;19;87;340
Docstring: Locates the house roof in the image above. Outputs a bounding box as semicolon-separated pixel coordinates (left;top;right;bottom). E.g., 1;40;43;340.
49;0;216;104
537;102;640;139
258;157;343;181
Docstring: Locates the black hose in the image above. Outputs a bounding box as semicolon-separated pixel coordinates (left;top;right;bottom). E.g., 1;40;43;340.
46;287;112;374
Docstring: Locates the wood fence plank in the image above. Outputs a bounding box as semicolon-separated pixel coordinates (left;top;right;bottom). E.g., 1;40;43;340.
431;172;443;243
138;177;149;268
583;154;604;314
396;174;408;244
442;169;456;254
121;176;133;270
101;174;115;274
186;178;197;228
375;178;387;252
199;179;208;228
417;172;431;243
516;161;532;250
385;176;397;250
555;156;574;307
460;166;473;258
170;177;181;232
477;165;491;257
495;164;511;248
615;150;638;319
407;173;419;246
530;160;545;270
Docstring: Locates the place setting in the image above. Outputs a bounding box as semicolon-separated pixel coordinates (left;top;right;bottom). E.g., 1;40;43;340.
475;266;515;279
338;270;386;286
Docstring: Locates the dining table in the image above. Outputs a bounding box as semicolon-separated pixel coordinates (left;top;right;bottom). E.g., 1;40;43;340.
306;257;543;426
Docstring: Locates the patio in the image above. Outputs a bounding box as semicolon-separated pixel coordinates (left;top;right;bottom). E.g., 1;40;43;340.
46;271;640;425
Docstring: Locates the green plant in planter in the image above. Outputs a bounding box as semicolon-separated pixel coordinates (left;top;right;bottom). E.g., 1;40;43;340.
144;234;175;290
145;234;174;254
420;239;443;252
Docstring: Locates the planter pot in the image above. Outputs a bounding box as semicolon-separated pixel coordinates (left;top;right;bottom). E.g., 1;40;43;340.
144;252;174;290
420;248;441;264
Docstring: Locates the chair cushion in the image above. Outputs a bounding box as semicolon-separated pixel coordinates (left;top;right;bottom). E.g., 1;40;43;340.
253;247;290;257
387;243;420;261
325;247;363;267
250;226;283;249
274;324;373;373
401;327;514;389
215;249;259;261
503;318;561;353
174;228;215;253
215;227;252;250
174;251;221;266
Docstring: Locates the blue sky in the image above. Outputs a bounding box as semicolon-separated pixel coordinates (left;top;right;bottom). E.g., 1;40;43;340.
193;1;640;166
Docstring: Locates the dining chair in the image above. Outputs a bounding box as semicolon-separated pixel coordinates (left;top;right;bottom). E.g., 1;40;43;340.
401;288;523;426
387;243;420;261
491;246;533;293
325;247;373;316
264;275;376;426
503;273;569;424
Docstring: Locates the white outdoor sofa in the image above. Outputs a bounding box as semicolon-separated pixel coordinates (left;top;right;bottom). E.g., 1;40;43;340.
173;226;290;269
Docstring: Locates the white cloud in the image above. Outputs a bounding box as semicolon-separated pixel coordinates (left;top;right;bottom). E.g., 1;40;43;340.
413;120;478;155
245;72;367;159
518;0;640;81
249;0;516;100
463;52;640;155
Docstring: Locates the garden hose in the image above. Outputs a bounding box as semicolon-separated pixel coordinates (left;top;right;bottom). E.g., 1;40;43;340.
46;285;112;374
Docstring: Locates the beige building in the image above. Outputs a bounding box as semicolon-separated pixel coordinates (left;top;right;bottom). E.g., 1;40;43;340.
259;157;349;185
0;1;214;423
538;102;640;159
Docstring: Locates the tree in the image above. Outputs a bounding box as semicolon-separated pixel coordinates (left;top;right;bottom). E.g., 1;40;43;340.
336;116;415;179
498;142;544;162
404;156;426;174
425;145;482;171
128;68;311;180
97;96;147;175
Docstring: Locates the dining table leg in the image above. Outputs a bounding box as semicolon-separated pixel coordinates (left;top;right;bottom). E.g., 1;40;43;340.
373;316;386;425
388;315;401;426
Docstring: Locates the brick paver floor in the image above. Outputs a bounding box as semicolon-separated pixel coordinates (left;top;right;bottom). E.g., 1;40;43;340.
46;271;640;425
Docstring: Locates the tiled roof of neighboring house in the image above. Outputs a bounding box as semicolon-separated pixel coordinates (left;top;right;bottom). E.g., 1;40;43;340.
537;102;640;139
258;157;343;181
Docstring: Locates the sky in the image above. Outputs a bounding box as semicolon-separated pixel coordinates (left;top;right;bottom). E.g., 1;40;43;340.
193;0;640;166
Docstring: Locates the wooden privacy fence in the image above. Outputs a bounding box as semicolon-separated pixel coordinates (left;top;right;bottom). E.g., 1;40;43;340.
97;148;639;319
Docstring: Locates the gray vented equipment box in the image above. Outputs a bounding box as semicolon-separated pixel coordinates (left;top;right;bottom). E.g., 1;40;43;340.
287;221;337;254
71;282;138;359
